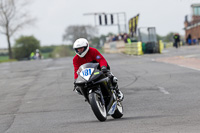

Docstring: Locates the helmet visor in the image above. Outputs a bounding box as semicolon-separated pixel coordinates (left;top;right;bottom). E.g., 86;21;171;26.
75;46;87;55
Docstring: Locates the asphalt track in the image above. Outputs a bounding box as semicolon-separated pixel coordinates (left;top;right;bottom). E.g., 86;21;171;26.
0;45;200;133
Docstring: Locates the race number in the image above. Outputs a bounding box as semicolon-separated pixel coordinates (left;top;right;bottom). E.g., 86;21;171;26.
80;68;94;81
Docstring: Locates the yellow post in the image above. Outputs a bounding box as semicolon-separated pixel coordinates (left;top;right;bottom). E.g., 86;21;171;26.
159;40;164;53
137;41;143;55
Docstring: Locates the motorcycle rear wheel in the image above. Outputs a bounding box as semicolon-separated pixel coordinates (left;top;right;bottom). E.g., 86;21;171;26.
89;92;107;122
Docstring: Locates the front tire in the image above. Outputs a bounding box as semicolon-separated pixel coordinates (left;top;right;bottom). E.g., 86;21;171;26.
111;101;123;119
89;92;107;122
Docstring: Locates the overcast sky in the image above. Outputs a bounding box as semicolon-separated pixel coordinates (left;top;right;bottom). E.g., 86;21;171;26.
0;0;200;48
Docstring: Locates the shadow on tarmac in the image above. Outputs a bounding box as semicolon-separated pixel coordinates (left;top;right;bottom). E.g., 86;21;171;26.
70;115;168;124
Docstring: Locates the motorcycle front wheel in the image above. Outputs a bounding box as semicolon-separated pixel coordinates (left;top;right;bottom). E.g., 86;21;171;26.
111;101;123;119
89;92;107;122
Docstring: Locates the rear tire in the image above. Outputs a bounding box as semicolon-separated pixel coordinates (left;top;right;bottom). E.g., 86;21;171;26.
111;102;123;119
89;92;107;122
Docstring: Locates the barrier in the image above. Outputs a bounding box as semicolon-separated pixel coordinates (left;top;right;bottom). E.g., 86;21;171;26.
164;42;173;48
104;40;173;55
124;42;143;55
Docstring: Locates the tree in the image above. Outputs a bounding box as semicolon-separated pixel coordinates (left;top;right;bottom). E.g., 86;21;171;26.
156;34;164;41
163;32;175;42
0;0;35;59
13;35;40;60
50;45;74;58
90;35;106;48
100;34;107;43
90;37;100;48
40;45;56;53
63;25;98;44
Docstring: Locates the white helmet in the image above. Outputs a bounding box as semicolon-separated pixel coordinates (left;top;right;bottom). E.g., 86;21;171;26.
73;38;89;58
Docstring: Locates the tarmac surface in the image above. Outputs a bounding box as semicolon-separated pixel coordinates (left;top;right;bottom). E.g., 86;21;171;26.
0;45;200;133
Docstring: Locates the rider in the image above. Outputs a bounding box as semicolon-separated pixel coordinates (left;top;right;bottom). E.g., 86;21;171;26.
73;38;124;101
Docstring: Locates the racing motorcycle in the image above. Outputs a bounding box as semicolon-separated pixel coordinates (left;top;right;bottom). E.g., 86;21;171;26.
74;63;123;122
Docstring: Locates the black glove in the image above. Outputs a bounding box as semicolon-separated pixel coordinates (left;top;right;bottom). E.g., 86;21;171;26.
101;66;108;73
74;85;82;95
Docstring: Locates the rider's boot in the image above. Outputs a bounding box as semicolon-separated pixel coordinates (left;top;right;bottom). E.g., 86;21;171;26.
112;77;124;101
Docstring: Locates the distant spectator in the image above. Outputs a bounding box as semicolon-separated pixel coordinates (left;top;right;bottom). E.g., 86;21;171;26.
193;39;197;45
187;34;192;45
188;39;192;45
173;33;180;48
30;52;35;60
118;34;122;40
127;38;132;44
120;33;124;40
115;35;118;41
35;49;41;59
123;34;128;43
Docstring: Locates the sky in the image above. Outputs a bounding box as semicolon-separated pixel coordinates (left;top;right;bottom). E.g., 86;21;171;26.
0;0;200;48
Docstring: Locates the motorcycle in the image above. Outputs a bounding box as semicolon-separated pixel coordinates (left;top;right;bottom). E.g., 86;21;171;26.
74;63;123;122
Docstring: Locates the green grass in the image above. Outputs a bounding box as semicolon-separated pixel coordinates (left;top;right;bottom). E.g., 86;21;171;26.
0;55;9;60
0;55;17;63
41;52;51;59
0;48;101;62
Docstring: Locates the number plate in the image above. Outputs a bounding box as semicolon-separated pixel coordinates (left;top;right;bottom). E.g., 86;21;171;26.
80;68;94;81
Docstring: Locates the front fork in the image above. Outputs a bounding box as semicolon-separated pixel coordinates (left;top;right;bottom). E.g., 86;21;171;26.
89;86;105;105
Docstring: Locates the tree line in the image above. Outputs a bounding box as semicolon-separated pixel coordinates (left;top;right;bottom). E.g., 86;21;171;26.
0;0;182;60
0;25;182;60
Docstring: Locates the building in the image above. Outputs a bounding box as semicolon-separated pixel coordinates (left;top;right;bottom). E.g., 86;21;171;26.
184;3;200;44
0;48;8;55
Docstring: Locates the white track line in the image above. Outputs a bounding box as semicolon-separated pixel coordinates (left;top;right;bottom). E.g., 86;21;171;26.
158;87;170;95
178;65;200;71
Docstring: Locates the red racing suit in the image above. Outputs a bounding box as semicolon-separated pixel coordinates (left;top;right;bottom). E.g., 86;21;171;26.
73;47;108;79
